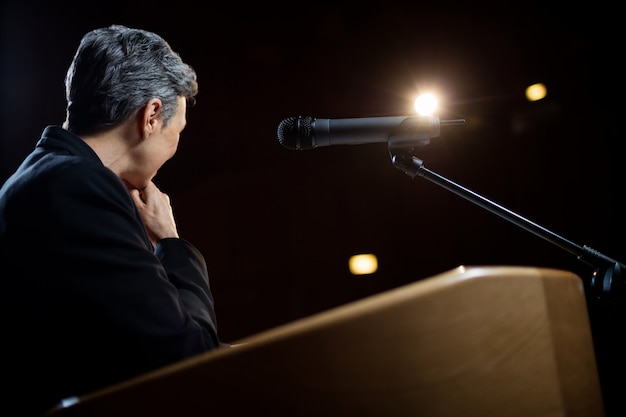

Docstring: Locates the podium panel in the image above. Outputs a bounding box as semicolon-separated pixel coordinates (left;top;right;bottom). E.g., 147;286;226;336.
45;266;604;417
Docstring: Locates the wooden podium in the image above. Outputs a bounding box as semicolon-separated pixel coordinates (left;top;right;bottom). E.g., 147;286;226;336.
45;266;605;417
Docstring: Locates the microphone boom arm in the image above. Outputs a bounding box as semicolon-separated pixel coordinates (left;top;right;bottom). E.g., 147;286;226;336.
390;149;624;306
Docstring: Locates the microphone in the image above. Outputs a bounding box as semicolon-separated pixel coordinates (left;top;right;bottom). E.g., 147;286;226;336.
277;115;465;151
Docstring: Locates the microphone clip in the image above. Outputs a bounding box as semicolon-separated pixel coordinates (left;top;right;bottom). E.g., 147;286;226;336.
388;116;465;175
387;116;465;156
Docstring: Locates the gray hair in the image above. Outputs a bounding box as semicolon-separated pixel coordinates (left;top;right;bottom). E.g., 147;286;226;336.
64;25;198;135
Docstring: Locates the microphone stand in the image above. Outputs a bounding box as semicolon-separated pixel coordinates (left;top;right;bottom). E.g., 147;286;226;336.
390;151;624;305
386;121;624;415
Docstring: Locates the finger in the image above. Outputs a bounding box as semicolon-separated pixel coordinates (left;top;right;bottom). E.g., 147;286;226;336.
129;188;146;206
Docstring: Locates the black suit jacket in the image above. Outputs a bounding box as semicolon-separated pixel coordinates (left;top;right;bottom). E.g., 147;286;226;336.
0;126;222;416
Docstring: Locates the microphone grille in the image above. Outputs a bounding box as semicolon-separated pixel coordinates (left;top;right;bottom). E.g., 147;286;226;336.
277;116;314;150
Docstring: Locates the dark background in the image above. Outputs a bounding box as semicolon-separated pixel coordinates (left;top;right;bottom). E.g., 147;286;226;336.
3;2;625;414
2;2;624;343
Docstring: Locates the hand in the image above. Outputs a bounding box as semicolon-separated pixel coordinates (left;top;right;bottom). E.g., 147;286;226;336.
129;181;179;246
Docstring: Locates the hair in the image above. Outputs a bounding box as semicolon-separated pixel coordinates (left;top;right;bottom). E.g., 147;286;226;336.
63;25;198;136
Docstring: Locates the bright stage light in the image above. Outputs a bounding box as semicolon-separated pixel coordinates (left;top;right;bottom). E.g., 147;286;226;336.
348;254;378;275
525;83;547;101
414;93;438;115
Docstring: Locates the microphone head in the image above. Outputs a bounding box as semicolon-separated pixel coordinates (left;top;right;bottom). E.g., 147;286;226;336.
277;116;314;150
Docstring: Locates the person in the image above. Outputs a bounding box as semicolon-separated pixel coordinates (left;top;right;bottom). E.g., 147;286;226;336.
0;25;224;416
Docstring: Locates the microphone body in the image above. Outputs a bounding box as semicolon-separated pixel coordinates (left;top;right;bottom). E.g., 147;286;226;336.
277;115;443;151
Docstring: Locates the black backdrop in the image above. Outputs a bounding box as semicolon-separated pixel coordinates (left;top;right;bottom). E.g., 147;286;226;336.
2;2;624;412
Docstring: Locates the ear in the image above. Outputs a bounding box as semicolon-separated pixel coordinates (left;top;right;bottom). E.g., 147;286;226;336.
139;98;163;139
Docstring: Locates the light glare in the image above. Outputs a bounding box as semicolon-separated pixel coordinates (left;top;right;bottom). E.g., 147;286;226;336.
349;254;378;275
414;93;438;115
525;83;547;101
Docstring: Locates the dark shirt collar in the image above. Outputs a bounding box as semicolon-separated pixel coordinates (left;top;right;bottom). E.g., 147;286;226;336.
37;125;103;164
